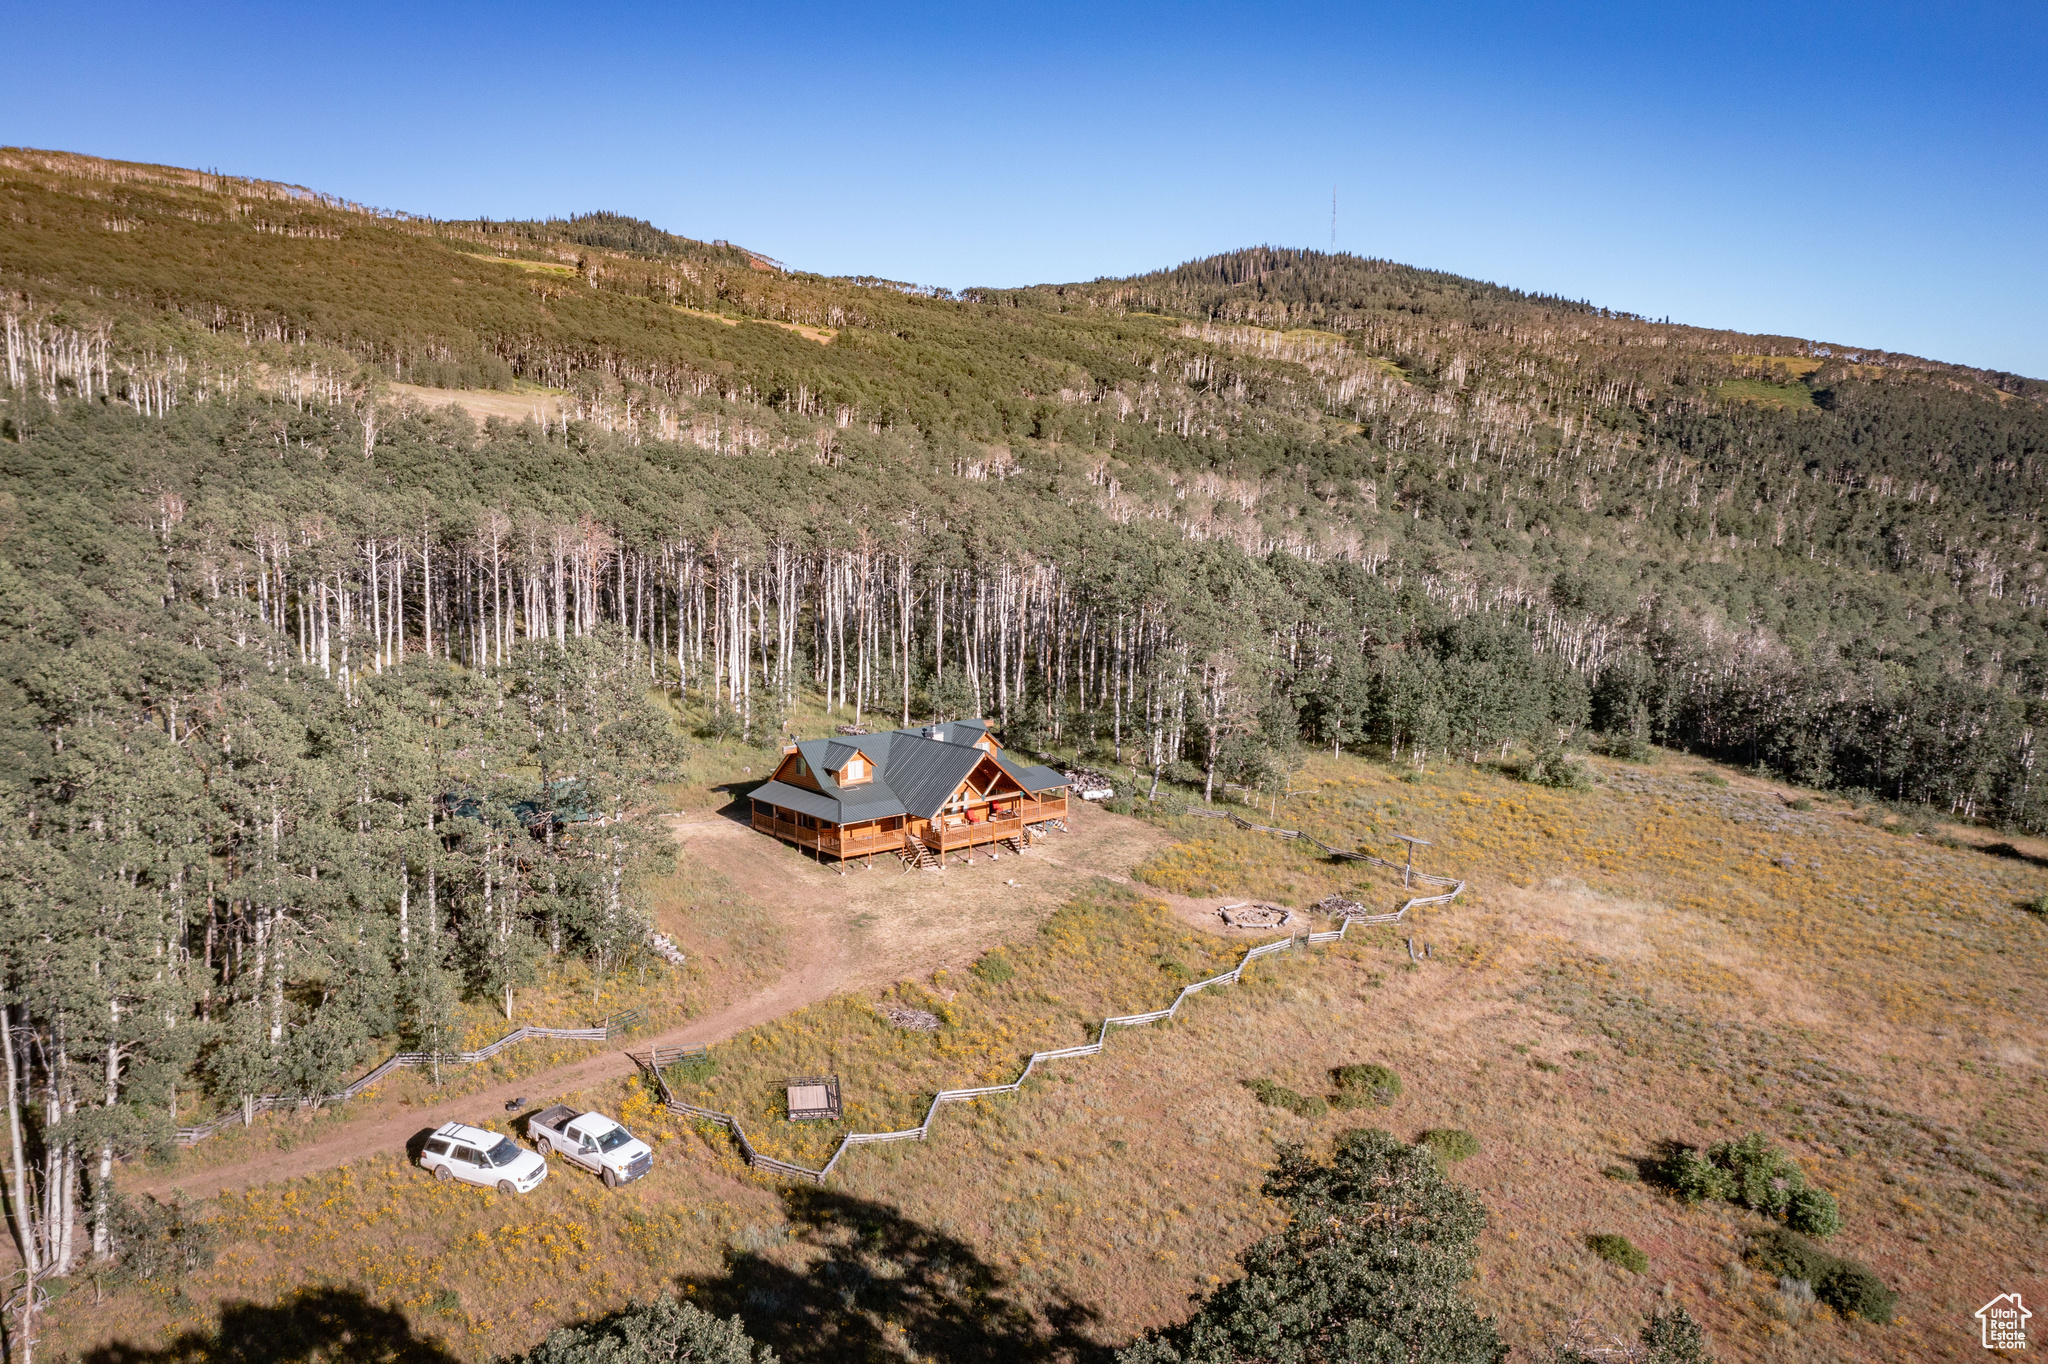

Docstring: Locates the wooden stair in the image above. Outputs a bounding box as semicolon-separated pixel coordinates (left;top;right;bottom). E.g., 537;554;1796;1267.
999;834;1029;856
898;838;941;871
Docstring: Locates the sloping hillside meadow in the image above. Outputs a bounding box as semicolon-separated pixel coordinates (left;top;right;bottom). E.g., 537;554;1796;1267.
45;749;2047;1364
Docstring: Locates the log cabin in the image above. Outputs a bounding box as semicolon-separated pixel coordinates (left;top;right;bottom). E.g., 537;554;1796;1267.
747;719;1072;865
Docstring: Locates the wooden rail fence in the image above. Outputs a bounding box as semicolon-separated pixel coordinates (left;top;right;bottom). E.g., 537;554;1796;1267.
630;847;1464;1184
172;1011;644;1145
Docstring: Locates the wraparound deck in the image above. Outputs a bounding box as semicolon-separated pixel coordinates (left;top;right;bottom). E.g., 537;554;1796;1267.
750;793;1068;863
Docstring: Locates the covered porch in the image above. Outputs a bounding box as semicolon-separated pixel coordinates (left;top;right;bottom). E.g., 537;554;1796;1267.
750;804;908;861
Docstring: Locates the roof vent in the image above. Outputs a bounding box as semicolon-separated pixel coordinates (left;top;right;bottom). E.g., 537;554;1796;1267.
925;725;945;742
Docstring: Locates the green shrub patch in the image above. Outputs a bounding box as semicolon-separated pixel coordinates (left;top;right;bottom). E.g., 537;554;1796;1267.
1586;1233;1648;1274
1244;1078;1328;1119
1747;1226;1896;1324
1329;1063;1402;1109
1662;1132;1840;1235
1416;1128;1479;1166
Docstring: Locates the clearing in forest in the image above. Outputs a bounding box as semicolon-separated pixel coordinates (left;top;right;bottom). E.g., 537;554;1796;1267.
48;752;2048;1364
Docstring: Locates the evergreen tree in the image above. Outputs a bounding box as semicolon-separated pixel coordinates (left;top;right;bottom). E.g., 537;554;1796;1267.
1118;1129;1506;1364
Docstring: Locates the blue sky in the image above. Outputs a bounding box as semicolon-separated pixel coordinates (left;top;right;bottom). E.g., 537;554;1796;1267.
5;1;2044;374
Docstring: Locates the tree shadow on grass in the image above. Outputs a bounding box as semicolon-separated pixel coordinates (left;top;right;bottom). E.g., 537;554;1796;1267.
697;1185;1111;1364
81;1287;460;1364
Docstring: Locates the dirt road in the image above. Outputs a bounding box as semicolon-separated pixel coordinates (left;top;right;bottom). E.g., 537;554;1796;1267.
136;802;1168;1201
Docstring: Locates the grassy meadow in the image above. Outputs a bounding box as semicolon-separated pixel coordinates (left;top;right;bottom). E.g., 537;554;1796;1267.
50;749;2048;1364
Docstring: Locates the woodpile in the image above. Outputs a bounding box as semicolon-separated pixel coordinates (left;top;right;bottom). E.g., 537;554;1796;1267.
1217;901;1292;928
1065;767;1117;800
648;931;687;966
1314;894;1372;919
880;1004;941;1031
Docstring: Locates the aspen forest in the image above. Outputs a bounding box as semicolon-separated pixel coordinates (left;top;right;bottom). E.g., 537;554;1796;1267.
2;146;2046;1311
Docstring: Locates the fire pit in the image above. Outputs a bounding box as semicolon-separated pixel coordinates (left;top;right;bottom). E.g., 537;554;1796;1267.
1217;902;1292;928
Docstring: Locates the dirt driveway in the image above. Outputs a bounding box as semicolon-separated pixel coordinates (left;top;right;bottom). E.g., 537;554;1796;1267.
138;801;1169;1201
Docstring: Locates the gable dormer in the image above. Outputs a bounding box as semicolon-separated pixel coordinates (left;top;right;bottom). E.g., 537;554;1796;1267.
833;750;874;785
772;746;822;792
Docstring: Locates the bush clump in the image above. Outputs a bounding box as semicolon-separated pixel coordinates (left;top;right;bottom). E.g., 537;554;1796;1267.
1817;1259;1898;1325
106;1193;216;1283
1243;1078;1328;1119
517;1292;774;1364
1662;1132;1840;1236
1594;732;1658;763
969;950;1015;984
1417;1128;1480;1166
1115;1129;1503;1364
1521;749;1593;790
1329;1063;1402;1109
1586;1232;1648;1274
1785;1184;1843;1238
1747;1226;1895;1323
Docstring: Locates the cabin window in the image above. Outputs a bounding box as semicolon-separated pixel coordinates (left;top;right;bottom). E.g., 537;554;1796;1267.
796;757;809;777
845;756;865;779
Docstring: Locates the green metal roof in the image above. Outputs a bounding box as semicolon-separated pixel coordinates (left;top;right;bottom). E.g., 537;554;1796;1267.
750;720;1066;825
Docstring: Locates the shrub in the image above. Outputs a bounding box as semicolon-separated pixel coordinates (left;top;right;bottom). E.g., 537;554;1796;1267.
1664;1147;1734;1205
1664;1133;1838;1233
1116;1129;1502;1364
1244;1078;1328;1119
1786;797;1815;811
2026;893;2048;918
1713;1131;1804;1214
1522;749;1592;791
1817;1258;1897;1324
1329;1063;1402;1108
1695;771;1729;787
1529;1305;1713;1364
1586;1233;1648;1274
106;1192;216;1282
969;950;1014;984
517;1292;775;1364
1785;1185;1842;1238
1417;1128;1480;1166
1747;1226;1893;1322
1594;733;1658;763
1775;1276;1816;1321
1637;1307;1713;1364
1601;1163;1640;1182
1746;1226;1834;1284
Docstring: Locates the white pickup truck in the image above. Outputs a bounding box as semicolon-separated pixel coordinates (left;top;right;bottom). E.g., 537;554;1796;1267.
526;1105;654;1187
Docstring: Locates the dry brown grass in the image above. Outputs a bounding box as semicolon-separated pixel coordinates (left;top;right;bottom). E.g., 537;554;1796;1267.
46;751;2048;1364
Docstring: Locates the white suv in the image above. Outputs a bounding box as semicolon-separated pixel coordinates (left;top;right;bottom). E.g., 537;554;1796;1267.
420;1121;548;1193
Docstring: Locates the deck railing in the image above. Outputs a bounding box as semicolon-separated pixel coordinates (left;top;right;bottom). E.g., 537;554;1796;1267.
755;793;1066;862
928;811;1026;851
751;812;906;857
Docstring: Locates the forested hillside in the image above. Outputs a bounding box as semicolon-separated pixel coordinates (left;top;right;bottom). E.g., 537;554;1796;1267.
2;147;2045;1287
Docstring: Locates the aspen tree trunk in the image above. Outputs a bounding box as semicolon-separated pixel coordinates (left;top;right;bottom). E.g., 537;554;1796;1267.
421;525;433;659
